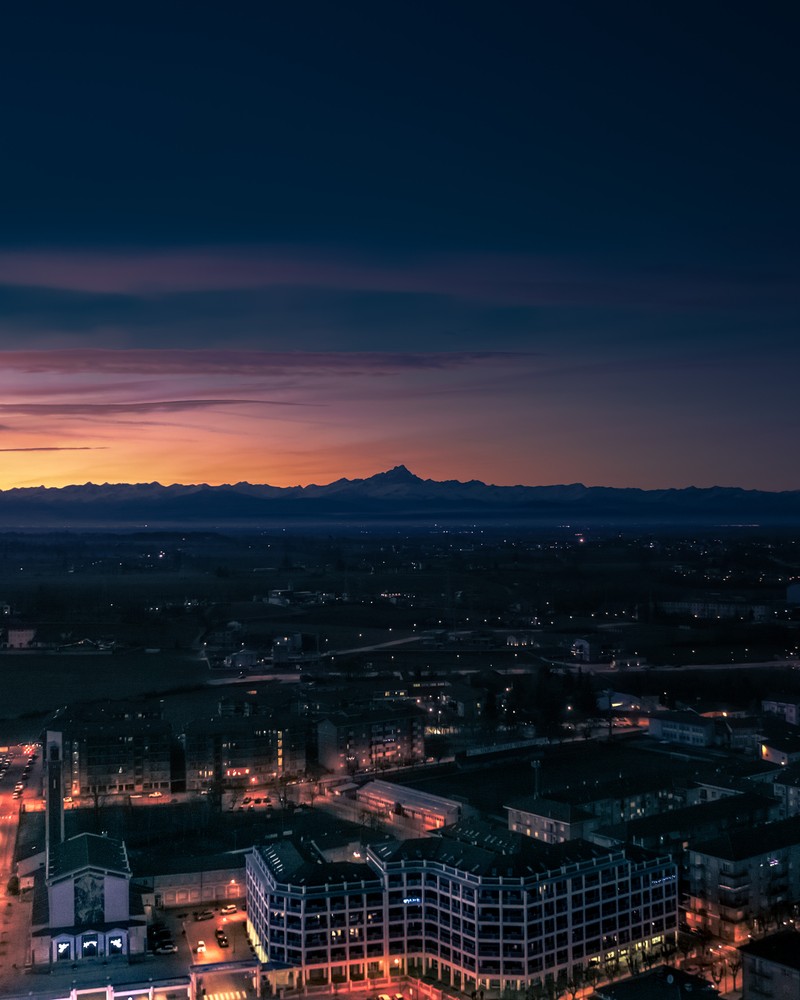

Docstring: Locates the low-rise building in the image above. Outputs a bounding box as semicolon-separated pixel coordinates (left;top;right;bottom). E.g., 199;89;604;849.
356;780;470;832
646;711;715;747
758;733;800;767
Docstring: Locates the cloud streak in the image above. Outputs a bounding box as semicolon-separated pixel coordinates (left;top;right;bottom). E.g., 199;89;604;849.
0;446;106;452
0;349;529;376
0;247;794;310
0;398;314;416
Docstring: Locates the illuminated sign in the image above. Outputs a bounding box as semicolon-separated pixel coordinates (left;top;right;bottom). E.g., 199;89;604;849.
403;896;421;904
650;874;677;886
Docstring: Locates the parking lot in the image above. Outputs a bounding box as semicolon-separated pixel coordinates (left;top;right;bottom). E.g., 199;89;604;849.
147;901;251;966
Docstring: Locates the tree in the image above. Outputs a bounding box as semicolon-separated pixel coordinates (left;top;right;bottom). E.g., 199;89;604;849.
602;957;620;983
584;964;600;991
565;967;584;1000
728;954;742;993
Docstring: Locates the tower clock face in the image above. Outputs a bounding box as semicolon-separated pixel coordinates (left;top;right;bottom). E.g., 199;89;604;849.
74;873;105;924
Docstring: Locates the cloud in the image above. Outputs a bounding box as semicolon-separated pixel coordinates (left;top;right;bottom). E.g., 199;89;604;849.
0;349;527;376
0;446;106;452
0;398;314;416
0;248;565;304
0;246;793;311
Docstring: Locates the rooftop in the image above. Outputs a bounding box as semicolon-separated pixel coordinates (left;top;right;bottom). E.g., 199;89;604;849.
739;929;800;971
692;815;800;862
358;779;464;812
594;965;717;1000
47;832;130;883
256;841;378;888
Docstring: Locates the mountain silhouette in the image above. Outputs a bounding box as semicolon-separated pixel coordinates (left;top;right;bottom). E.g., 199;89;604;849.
0;469;796;527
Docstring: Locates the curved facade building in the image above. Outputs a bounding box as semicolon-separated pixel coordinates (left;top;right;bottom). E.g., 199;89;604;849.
246;834;678;993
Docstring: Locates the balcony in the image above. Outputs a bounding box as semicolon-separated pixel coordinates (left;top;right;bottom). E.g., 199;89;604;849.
717;872;751;890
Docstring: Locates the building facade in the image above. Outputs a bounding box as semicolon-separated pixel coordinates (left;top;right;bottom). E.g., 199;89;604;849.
356;780;470;833
686;817;800;944
317;707;425;774
31;832;147;966
740;930;800;999
50;720;172;800
246;836;678;994
184;716;306;792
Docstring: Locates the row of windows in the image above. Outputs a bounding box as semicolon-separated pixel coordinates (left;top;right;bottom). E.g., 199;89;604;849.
264;920;671;973
385;868;664;900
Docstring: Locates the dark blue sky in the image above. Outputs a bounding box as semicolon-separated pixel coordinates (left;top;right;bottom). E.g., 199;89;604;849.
0;2;797;489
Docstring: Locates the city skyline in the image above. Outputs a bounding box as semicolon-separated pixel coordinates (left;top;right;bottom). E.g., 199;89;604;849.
0;3;798;491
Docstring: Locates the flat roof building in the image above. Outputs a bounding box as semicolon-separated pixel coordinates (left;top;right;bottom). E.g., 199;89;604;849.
246;832;678;995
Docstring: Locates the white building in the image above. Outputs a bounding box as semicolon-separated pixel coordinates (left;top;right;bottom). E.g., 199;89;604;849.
246;835;678;995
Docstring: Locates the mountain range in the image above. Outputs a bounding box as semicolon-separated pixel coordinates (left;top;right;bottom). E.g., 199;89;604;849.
0;466;798;528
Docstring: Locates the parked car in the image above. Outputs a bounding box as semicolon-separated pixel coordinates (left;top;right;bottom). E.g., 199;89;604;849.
154;942;177;954
195;909;214;921
220;903;238;915
196;940;206;954
215;929;229;947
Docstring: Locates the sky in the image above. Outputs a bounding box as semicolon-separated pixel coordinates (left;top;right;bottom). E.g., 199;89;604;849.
0;2;798;491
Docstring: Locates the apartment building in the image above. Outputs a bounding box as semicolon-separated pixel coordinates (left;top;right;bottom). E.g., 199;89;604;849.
317;706;424;774
50;719;173;800
686;817;800;944
246;834;678;994
184;715;305;791
740;929;800;1000
506;798;595;844
506;774;687;845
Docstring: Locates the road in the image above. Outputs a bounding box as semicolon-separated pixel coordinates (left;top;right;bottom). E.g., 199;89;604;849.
0;741;40;987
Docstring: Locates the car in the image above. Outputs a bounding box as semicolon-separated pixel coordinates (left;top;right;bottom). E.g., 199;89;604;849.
220;903;238;915
154;942;178;954
195;909;214;921
12;791;21;799
196;940;206;954
215;930;229;948
377;994;392;1000
14;782;23;791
